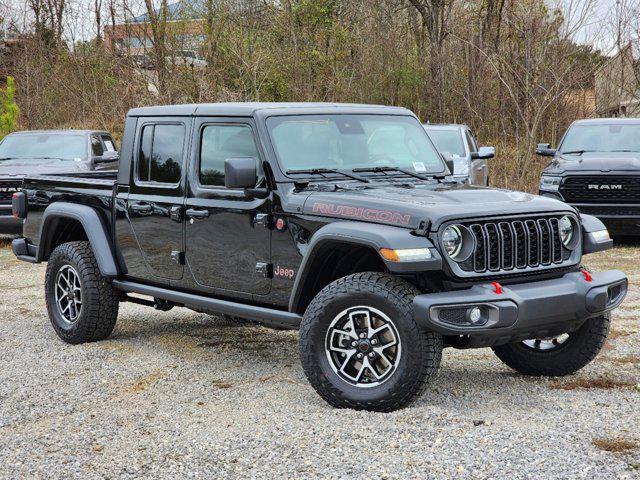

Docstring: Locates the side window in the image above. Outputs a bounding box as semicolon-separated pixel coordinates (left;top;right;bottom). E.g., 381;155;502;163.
91;135;104;157
465;130;478;152
137;123;185;185
200;124;260;187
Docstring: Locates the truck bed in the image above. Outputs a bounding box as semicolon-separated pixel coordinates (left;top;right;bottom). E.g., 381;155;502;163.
21;171;118;242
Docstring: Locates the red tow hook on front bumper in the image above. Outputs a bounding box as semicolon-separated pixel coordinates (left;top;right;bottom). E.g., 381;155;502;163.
491;281;503;294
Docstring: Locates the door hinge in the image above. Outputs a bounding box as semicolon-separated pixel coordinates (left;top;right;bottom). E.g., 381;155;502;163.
252;213;272;229
255;262;273;278
171;250;185;265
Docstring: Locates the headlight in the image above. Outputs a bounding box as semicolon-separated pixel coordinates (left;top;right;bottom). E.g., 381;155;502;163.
559;215;574;246
540;175;561;191
442;225;463;259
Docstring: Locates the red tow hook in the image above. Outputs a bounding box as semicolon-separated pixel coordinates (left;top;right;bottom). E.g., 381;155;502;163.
491;281;503;294
581;269;592;282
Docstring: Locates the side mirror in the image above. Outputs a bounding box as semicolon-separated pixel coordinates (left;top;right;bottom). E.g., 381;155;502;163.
224;157;257;189
471;146;495;160
94;151;120;163
441;152;455;175
536;143;557;157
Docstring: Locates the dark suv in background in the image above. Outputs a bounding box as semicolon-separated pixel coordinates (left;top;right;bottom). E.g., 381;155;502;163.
537;118;640;235
0;129;118;235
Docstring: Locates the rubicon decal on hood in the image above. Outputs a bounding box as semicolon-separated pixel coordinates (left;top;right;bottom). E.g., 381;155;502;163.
312;202;411;225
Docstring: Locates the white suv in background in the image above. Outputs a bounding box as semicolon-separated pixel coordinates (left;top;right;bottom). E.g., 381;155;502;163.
423;123;494;186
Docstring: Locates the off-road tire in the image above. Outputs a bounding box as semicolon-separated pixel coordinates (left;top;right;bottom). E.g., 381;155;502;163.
45;241;119;344
492;314;610;376
299;272;443;412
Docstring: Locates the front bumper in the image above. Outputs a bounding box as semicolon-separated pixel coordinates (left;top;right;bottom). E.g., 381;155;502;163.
414;270;627;347
0;208;23;235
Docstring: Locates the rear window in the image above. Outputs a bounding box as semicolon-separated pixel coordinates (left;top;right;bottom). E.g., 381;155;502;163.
138;124;184;184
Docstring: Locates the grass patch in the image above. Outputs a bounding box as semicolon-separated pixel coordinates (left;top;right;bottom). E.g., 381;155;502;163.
0;237;12;249
593;438;639;453
550;376;636;390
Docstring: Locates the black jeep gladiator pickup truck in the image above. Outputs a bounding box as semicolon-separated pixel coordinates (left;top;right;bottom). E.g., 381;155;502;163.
537;118;640;235
11;103;627;411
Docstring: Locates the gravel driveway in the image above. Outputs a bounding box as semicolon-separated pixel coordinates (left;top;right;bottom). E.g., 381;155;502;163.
0;237;638;479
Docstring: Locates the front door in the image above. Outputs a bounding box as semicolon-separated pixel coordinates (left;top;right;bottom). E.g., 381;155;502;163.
184;118;271;295
126;118;189;281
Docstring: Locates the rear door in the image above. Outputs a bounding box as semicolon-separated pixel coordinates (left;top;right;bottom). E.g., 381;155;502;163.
125;117;190;281
184;117;271;296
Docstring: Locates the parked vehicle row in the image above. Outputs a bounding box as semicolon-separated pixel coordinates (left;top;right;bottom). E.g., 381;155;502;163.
0;129;119;235
9;103;626;412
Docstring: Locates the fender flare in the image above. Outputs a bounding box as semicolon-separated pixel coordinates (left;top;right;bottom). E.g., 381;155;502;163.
37;202;119;277
288;221;442;313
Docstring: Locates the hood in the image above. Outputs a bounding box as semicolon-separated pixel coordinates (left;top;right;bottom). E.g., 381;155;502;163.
301;182;573;230
544;151;640;174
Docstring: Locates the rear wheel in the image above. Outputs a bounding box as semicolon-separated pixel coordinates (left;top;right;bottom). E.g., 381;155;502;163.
299;272;442;411
45;241;119;344
492;314;610;376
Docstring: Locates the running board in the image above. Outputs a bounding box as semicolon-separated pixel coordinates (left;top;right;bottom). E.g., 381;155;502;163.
112;280;302;330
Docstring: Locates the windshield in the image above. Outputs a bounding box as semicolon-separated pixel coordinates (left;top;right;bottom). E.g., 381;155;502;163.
0;134;87;161
425;128;466;157
560;123;640;154
267;115;445;175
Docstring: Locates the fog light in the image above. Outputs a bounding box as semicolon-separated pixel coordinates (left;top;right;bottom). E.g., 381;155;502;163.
468;307;483;324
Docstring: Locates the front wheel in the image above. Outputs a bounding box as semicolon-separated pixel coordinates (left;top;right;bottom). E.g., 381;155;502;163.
299;272;442;412
492;314;610;376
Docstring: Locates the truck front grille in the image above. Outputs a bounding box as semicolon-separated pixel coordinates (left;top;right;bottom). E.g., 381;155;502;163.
0;180;21;205
452;215;574;275
559;176;640;203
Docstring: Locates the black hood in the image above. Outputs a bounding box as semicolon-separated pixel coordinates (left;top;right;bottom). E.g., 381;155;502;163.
299;182;573;230
544;151;640;174
0;158;90;178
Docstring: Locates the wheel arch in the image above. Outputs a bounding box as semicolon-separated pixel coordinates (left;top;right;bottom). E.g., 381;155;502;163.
37;202;119;277
288;221;441;314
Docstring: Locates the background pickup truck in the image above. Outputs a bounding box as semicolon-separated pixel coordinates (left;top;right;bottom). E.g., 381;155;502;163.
11;102;626;412
0;129;119;235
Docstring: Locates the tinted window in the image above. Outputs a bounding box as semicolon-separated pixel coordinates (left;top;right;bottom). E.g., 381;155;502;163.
200;124;259;186
91;135;104;156
465;130;478;152
138;124;184;184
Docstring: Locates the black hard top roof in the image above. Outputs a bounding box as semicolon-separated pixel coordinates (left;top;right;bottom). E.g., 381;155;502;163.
127;102;414;117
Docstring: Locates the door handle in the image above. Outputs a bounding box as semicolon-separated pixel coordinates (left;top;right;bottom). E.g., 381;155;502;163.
130;202;153;214
186;208;210;219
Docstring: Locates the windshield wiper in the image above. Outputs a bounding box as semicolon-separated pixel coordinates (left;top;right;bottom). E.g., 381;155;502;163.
561;150;592;155
286;168;370;183
352;166;431;181
609;150;639;153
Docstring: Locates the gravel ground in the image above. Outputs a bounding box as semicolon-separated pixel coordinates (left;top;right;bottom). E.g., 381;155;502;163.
0;236;638;479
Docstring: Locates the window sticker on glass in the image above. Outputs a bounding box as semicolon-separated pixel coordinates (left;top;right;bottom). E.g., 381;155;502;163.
413;161;427;173
104;140;116;152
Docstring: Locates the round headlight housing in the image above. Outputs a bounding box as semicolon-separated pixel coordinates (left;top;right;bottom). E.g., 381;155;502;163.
559;215;574;247
442;225;463;259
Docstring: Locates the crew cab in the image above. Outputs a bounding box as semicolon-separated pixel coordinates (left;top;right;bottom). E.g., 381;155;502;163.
423;123;494;186
537;118;640;235
11;103;626;411
0;129;118;235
